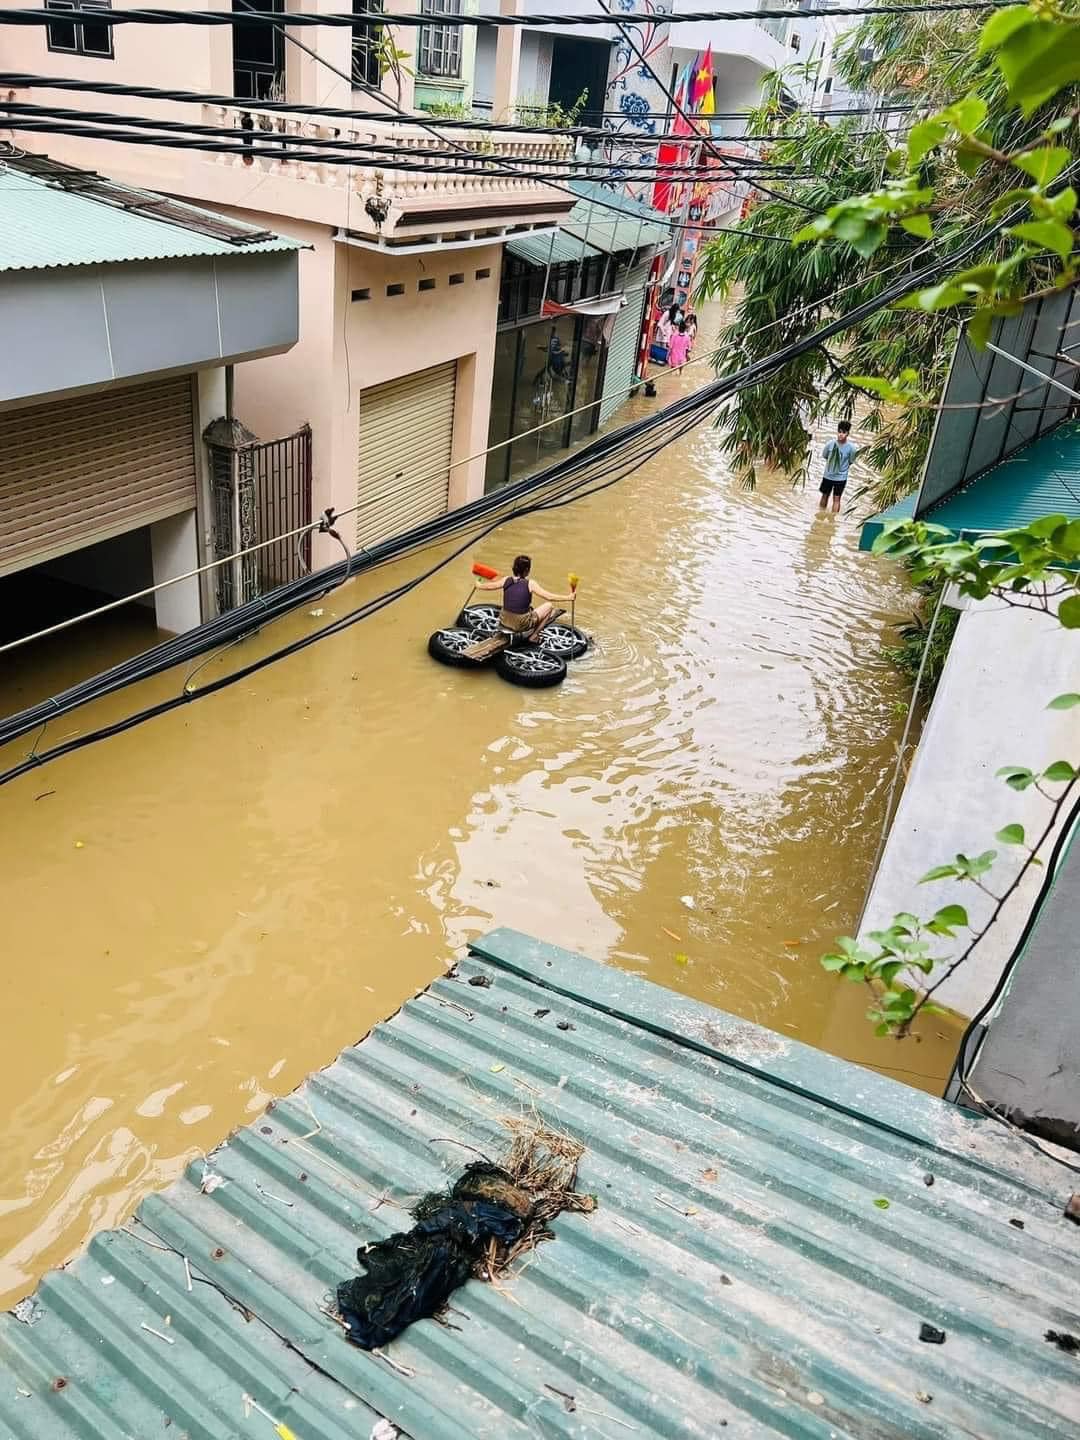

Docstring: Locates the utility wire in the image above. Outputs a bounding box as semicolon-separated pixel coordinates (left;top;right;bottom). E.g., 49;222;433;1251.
0;73;912;141
0;4;1010;30
0;102;805;177
0;196;1029;766
0;74;915;137
0;123;802;185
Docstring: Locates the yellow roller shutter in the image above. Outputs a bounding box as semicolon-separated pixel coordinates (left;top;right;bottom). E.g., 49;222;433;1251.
356;361;456;549
0;377;197;578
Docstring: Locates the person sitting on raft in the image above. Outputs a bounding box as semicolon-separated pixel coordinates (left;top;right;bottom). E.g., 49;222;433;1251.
475;555;574;636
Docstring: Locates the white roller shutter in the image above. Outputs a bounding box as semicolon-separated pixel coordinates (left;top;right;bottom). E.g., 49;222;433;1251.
0;377;196;578
356;361;456;549
598;261;650;425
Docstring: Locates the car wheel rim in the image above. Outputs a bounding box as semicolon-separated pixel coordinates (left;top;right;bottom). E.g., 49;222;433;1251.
504;649;562;674
539;625;581;654
436;630;472;653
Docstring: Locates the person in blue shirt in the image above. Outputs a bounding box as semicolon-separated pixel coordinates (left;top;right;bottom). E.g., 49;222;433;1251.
819;420;858;515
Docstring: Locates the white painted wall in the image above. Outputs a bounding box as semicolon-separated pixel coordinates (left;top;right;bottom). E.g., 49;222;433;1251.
151;511;201;635
860;593;1080;1020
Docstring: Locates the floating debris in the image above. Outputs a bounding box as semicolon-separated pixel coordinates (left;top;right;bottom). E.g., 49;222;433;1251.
1009;1217;1025;1231
370;1422;400;1440
1045;1329;1080;1355
334;1117;593;1350
923;1174;935;1187
12;1298;43;1326
919;1323;946;1345
200;1166;227;1195
467;974;492;988
141;1323;174;1345
873;1198;890;1210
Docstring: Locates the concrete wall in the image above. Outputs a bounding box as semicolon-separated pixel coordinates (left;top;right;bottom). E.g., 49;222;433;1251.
968;825;1080;1150
338;240;502;513
860;592;1080;1021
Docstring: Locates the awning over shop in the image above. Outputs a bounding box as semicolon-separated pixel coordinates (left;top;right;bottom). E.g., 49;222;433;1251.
506;181;670;270
505;229;603;267
860;423;1080;551
542;292;625;317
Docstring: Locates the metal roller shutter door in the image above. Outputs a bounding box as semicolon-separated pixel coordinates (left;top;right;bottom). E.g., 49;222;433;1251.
598;261;650;426
356;361;457;549
0;377;197;578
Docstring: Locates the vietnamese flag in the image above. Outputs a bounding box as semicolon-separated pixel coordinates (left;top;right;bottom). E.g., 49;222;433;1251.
690;45;714;113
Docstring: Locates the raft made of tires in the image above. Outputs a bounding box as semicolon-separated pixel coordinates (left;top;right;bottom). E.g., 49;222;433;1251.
458;605;589;660
494;647;567;687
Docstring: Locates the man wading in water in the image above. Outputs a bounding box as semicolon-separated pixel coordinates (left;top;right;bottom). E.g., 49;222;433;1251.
475;555;574;638
818;419;859;516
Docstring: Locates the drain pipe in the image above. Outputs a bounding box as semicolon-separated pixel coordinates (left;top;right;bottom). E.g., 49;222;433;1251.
225;363;235;421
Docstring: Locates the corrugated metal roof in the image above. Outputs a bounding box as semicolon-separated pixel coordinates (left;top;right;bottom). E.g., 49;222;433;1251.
861;423;1080;551
2;927;1079;1438
506;229;604;267
0;166;300;272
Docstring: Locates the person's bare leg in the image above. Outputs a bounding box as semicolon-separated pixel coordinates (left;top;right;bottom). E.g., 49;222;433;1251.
832;494;842;515
818;491;828;511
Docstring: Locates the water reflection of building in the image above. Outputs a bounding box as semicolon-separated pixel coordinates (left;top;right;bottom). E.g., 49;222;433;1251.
485;184;668;491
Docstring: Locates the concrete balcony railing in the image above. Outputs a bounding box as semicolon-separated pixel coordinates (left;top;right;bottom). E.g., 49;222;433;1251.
203;105;577;243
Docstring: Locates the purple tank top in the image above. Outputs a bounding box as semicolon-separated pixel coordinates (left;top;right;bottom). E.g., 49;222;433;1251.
503;576;531;614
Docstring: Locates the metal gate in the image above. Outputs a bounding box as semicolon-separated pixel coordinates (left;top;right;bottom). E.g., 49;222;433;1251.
208;423;312;613
253;426;312;589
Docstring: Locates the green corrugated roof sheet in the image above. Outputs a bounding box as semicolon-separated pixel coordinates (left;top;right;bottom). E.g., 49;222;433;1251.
0;167;300;272
506;229;604;267
861;422;1080;551
505;185;668;270
2;928;1078;1437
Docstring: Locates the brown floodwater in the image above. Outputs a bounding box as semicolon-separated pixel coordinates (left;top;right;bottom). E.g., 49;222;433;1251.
0;313;958;1308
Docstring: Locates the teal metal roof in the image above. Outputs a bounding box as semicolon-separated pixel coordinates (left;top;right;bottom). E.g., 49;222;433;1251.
859;491;916;551
2;928;1079;1438
0;165;300;272
506;229;604;267
565;179;669;256
861;422;1080;552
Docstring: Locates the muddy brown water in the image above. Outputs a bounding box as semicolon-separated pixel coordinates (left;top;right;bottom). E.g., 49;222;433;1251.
0;315;959;1308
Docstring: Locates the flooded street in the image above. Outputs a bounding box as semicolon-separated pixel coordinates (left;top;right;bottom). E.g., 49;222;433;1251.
0;315;955;1308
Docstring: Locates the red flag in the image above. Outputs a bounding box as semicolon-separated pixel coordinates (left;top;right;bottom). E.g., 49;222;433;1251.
690;46;714;112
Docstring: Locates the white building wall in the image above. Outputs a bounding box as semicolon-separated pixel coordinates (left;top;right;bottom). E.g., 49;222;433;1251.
859;594;1080;1020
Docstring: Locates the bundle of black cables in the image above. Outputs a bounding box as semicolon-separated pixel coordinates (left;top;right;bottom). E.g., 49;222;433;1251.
0;201;1032;787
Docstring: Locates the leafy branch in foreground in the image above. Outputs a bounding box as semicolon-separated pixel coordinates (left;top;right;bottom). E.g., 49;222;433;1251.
821;514;1080;1037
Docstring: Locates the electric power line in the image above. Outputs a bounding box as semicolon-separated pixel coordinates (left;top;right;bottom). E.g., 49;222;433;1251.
0;3;1009;31
0;74;913;140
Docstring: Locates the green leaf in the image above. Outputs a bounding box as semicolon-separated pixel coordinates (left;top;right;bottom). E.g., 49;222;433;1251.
1042;760;1077;783
921;1003;949;1017
873;1197;891;1210
995;823;1026;845
920;863;959;883
1043;186;1079;223
849;223;887;258
978;4;1036;55
941;95;988;136
1027;514;1070;538
1047;693;1080;710
1007;219;1075;260
900;213;933;239
932;904;969;929
967;307;994;349
1059;595;1080;628
996;765;1036;791
1014;146;1072;187
908;117;948;166
821;953;850;972
879;960;904;987
995;19;1080;115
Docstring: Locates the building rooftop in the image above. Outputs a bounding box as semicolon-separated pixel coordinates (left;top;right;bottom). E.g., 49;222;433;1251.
0;150;301;272
861;423;1080;551
1;928;1078;1438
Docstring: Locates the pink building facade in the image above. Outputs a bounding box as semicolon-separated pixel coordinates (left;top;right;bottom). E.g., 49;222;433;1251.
3;1;575;567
